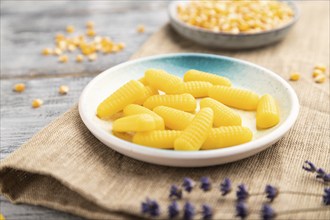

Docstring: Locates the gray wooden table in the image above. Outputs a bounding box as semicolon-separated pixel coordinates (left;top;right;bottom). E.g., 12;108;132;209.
0;1;168;219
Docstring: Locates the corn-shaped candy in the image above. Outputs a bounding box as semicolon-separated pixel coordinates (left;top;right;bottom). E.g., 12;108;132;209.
112;114;156;132
153;106;194;130
123;104;165;130
135;86;159;105
184;69;231;87
174;108;213;151
143;94;197;112
202;126;253;150
208;86;259;110
138;76;148;85
133;130;181;149
178;81;213;98
97;80;145;119
145;69;183;94
256;94;280;129
113;131;133;142
200;98;242;127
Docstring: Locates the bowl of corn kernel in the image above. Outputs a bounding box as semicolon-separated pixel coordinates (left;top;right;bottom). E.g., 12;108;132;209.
169;0;299;49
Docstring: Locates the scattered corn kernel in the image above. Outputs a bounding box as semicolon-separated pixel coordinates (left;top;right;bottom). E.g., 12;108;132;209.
13;83;25;93
118;42;126;50
54;48;63;56
86;28;96;37
137;24;145;33
58;54;69;63
314;74;326;83
41;48;52;56
86;21;95;29
314;64;327;73
76;54;84;62
32;99;43;108
289;72;300;81
59;85;69;95
0;213;5;220
68;44;77;52
88;53;97;61
312;69;323;78
66;25;75;33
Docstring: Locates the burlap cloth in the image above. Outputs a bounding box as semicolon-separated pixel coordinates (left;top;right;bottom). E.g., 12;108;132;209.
1;2;329;219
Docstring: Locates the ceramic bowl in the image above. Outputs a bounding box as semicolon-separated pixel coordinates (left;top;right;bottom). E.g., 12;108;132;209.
168;1;299;49
79;53;299;167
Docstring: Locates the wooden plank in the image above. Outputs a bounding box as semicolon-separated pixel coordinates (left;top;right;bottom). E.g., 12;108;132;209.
1;1;168;78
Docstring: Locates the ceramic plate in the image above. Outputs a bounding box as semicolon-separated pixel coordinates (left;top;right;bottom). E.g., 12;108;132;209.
79;53;299;167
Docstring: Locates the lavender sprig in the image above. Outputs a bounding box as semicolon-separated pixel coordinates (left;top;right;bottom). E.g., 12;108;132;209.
141;198;160;217
261;204;276;220
302;161;330;183
235;201;248;219
220;178;232;196
265;185;278;202
169;185;182;200
201;204;213;220
200;177;212;192
323;188;330;205
183;202;195;220
168;201;180;219
236;184;249;202
302;160;317;172
183;177;195;193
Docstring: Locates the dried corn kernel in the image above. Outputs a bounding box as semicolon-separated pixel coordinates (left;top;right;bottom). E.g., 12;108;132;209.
174;108;213;151
153;106;194;130
76;54;84;62
289;72;300;81
58;40;67;50
200;98;241;127
135;85;159;105
66;25;75;33
133;130;181;149
208;86;259;110
54;48;63;56
314;74;326;83
145;69;183;94
0;213;5;220
13;83;25;93
68;44;77;52
88;53;97;61
256;94;280;129
184;69;231;87
97;80;145;119
118;42;126;50
113;114;157;132
86;21;95;29
137;24;145;33
41;48;52;56
202;126;253;150
314;64;326;73
59;85;69;95
86;28;96;37
312;69;323;78
143;94;197;112
58;55;68;63
123;104;165;130
32;99;43;108
178;81;213;98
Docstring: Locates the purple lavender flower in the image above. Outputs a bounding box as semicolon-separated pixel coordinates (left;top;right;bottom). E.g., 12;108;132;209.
169;185;182;200
323;174;330;182
261;204;276;220
323;188;330;205
202;204;213;220
168;201;180;219
236;184;249;201
265;185;278;202
220;178;232;196
141;198;160;217
183;177;195;193
235;202;248;219
316;168;326;179
200;177;212;192
183;202;195;220
302;160;317;172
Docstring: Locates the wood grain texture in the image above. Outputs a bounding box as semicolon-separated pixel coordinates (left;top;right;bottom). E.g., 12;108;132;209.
1;1;167;219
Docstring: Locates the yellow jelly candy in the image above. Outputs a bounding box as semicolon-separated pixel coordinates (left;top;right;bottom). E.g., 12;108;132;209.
174;108;213;151
138;77;148;85
153;106;194;130
256;94;280;129
113;131;133;142
178;81;213;98
97;80;145;119
135;86;159;105
208;86;259;110
200;98;241;127
112;114;156;132
202;126;253;150
145;69;183;94
133;130;181;149
143;94;197;112
123;104;165;130
184;69;231;87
